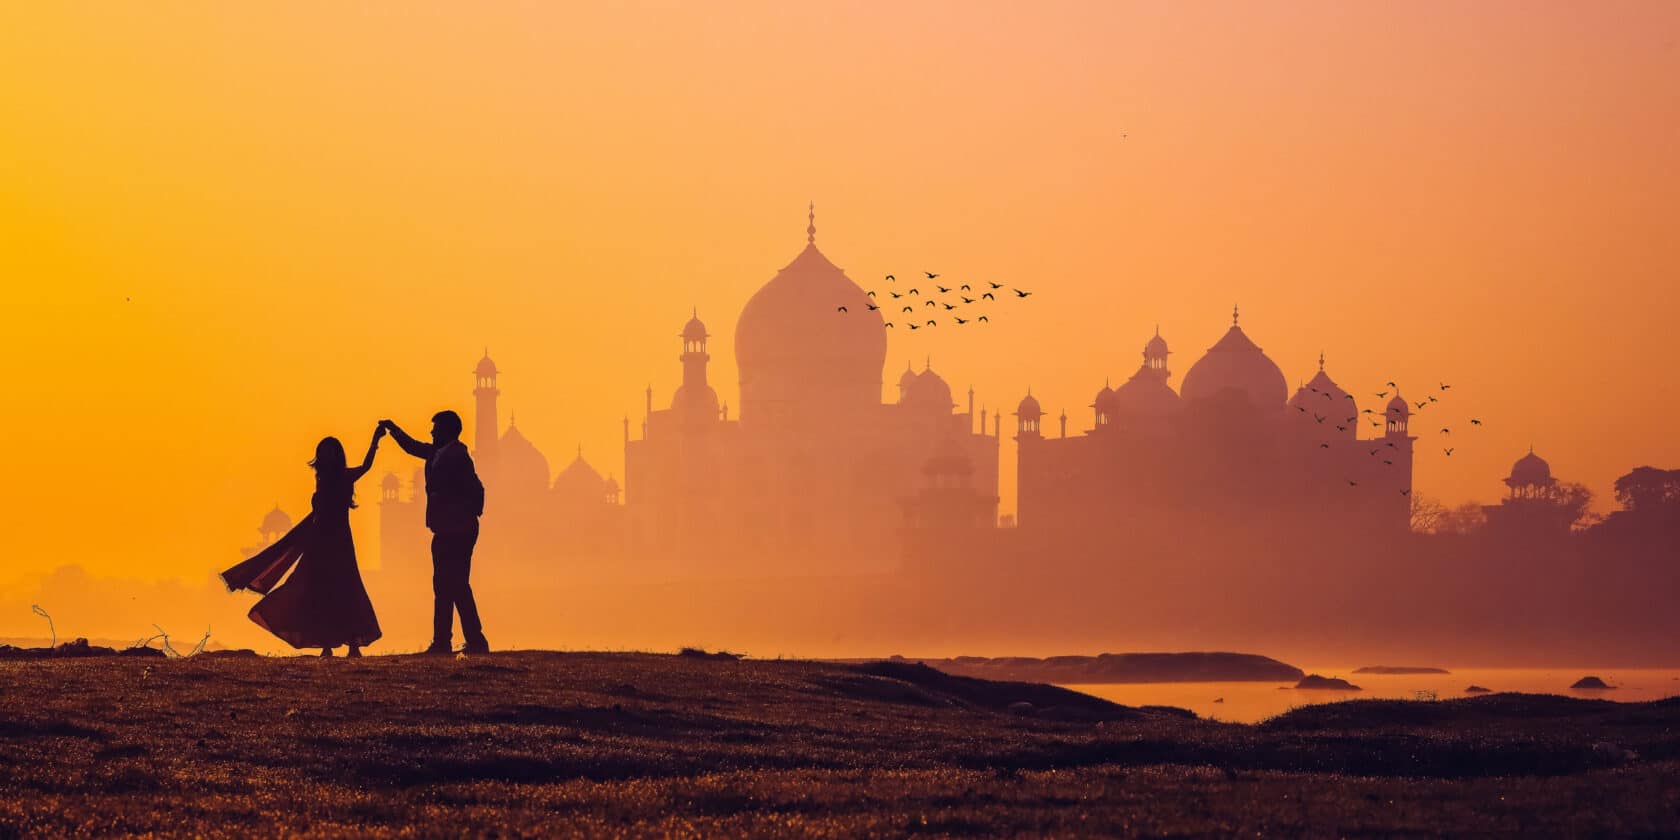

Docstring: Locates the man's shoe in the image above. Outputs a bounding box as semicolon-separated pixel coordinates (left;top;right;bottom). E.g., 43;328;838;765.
461;641;491;655
419;643;453;656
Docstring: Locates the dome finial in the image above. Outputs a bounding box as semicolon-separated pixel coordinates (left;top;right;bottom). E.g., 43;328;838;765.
924;354;931;371
1232;303;1239;325
807;201;816;244
1318;351;1325;371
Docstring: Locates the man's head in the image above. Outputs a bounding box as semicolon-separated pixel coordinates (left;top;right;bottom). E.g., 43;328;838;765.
431;410;464;444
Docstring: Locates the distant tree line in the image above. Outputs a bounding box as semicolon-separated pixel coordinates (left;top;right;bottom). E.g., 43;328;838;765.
1410;466;1680;539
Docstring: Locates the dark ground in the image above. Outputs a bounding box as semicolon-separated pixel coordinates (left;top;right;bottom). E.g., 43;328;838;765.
0;651;1676;837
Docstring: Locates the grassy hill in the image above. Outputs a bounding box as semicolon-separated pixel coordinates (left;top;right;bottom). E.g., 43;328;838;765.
0;651;1675;836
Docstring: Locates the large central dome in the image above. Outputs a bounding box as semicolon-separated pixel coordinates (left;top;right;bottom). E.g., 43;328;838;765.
1180;315;1288;410
735;209;886;425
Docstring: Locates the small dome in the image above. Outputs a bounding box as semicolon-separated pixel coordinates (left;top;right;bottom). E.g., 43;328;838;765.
681;310;709;342
903;365;954;411
671;381;721;420
1112;365;1182;419
475;352;498;377
1144;330;1169;359
260;505;292;535
1180;321;1288;410
553;450;608;503
380;472;400;492
604;474;620;493
1508;450;1553;487
1386;394;1410;416
498;421;551;494
897;362;920;394
1016;391;1042;417
1288;358;1355;438
1092;381;1115;409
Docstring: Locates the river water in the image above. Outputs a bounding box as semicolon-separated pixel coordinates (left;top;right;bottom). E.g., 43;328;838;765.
1064;667;1680;724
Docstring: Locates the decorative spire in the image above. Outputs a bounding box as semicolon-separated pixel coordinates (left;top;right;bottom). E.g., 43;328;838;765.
924;354;931;371
806;201;816;244
1318;351;1325;371
1232;303;1240;325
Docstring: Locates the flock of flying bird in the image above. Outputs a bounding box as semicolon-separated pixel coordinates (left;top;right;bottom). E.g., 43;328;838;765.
840;276;1483;497
835;271;1031;330
1295;378;1485;495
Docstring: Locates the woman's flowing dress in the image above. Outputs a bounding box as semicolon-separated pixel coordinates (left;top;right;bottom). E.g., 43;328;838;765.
222;484;381;649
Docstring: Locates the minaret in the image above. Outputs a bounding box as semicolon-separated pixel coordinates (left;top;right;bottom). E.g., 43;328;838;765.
1014;389;1043;440
681;308;711;391
473;349;500;476
967;386;976;433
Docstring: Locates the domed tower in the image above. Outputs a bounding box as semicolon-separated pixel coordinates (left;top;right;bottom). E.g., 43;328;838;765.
260;505;292;544
1288;353;1356;439
735;204;886;430
1384;393;1411;437
1504;448;1556;499
1091;379;1116;431
1180;306;1288;411
474;350;500;474
1144;327;1171;381
379;472;401;503
1014;390;1044;440
671;309;721;423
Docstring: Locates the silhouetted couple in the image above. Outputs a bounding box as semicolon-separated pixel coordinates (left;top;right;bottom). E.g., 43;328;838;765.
223;411;489;657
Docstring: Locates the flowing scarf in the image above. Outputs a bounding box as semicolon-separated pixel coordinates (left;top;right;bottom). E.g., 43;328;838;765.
222;513;316;594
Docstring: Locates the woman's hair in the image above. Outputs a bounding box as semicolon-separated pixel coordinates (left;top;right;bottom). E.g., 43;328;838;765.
308;436;357;508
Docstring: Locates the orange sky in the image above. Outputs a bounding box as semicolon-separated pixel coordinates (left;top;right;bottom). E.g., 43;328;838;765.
2;2;1677;586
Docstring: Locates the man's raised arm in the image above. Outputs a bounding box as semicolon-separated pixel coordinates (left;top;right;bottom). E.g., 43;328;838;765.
381;420;436;460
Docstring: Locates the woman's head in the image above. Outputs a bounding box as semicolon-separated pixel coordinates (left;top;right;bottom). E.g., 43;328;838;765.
310;437;348;475
308;436;357;507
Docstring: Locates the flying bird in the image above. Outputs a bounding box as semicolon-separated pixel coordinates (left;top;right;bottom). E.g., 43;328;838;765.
977;315;989;322
926;320;937;326
943;303;956;310
885;274;896;282
908;288;920;295
1470;419;1483;426
982;292;995;300
836;306;847;313
937;285;951;293
891;292;902;299
1313;414;1325;424
1427;395;1438;403
1336;425;1348;432
961;296;976;304
924;271;939;279
1383;459;1393;465
1375;391;1388;398
866;303;879;311
1414;400;1428;410
1444;447;1454;456
989;282;1003;289
865;290;876;297
1440;428;1451;435
1296;406;1307;414
884;322;894;328
1440;383;1452;391
1347;479;1358;487
954;317;968;324
908;324;920;330
1387;381;1397;388
960;284;971;291
1319;443;1330;449
926;300;937;307
1401;489;1411;496
1013;288;1032;298
902;306;913;313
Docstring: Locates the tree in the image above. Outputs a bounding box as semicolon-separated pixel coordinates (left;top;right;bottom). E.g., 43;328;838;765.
1545;481;1597;532
1409;493;1447;534
1436;503;1487;536
1612;466;1680;513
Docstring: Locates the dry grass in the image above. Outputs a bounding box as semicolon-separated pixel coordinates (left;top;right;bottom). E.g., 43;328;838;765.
0;652;1675;837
